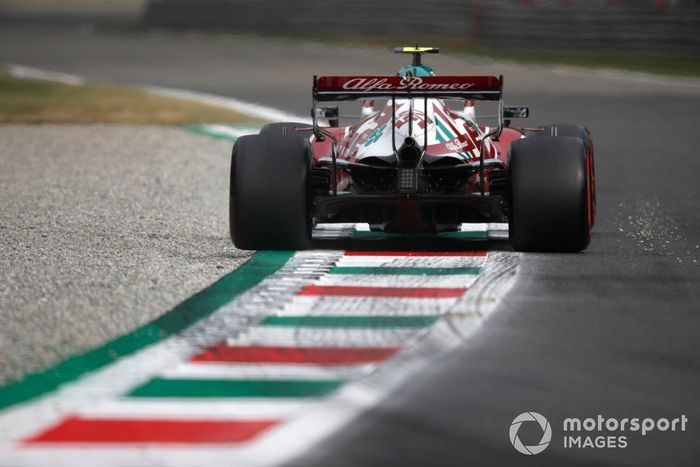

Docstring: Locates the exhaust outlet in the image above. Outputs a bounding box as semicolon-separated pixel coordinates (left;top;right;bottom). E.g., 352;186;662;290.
397;137;422;167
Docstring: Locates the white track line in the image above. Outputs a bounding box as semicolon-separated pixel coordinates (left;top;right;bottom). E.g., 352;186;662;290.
146;86;310;123
7;64;85;86
5;63;309;123
195;124;262;138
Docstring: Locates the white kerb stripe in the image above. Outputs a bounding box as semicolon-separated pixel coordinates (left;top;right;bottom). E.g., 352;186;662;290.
280;295;459;315
315;274;480;288
163;362;375;380
75;399;311;420
334;257;486;268
230;326;424;347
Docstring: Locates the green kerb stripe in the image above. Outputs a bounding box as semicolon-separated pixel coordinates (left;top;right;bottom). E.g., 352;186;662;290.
0;251;294;411
329;266;482;275
260;315;439;328
129;378;344;398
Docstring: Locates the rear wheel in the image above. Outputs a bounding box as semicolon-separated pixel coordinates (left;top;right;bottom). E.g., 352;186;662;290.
538;124;596;227
509;135;591;252
229;123;312;250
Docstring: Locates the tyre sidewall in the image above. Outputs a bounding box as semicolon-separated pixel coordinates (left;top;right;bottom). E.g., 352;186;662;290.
510;135;590;252
230;128;312;250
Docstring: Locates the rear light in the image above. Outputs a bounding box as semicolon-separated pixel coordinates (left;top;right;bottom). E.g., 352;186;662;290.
398;168;418;193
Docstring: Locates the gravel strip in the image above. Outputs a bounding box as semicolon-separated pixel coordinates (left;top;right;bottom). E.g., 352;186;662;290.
0;125;251;385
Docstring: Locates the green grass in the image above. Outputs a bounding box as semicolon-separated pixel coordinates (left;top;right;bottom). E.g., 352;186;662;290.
0;68;264;124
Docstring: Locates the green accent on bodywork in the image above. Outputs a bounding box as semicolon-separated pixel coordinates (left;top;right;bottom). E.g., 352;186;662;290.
259;315;439;329
129;378;344;398
435;118;455;140
364;124;386;146
329;266;482;275
434;118;470;158
0;251;293;411
435;124;448;144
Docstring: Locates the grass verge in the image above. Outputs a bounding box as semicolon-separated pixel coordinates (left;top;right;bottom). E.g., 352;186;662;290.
0;68;263;124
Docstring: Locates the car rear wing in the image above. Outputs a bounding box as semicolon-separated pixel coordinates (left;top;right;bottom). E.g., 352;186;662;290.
311;75;504;138
313;75;503;101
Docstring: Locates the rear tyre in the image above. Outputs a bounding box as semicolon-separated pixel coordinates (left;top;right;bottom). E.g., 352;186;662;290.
538;124;596;227
509;136;590;252
229;123;312;250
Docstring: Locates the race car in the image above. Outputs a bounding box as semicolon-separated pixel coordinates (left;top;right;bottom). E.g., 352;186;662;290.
229;47;596;252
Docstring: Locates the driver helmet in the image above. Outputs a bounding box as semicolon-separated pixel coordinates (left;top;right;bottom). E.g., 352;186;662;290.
398;64;435;78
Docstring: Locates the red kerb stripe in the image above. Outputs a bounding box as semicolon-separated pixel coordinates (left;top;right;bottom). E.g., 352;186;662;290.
298;285;466;298
24;417;277;444
191;344;400;365
343;251;487;257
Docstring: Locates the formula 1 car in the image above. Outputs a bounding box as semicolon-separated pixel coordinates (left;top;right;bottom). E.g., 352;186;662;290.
230;47;596;252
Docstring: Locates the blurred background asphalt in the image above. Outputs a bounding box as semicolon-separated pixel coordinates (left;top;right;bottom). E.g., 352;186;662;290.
1;1;699;466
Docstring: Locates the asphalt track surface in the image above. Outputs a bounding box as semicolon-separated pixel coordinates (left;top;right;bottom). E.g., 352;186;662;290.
1;23;699;467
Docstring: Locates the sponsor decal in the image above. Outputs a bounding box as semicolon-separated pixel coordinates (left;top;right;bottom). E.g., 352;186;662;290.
342;76;476;92
446;139;472;152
